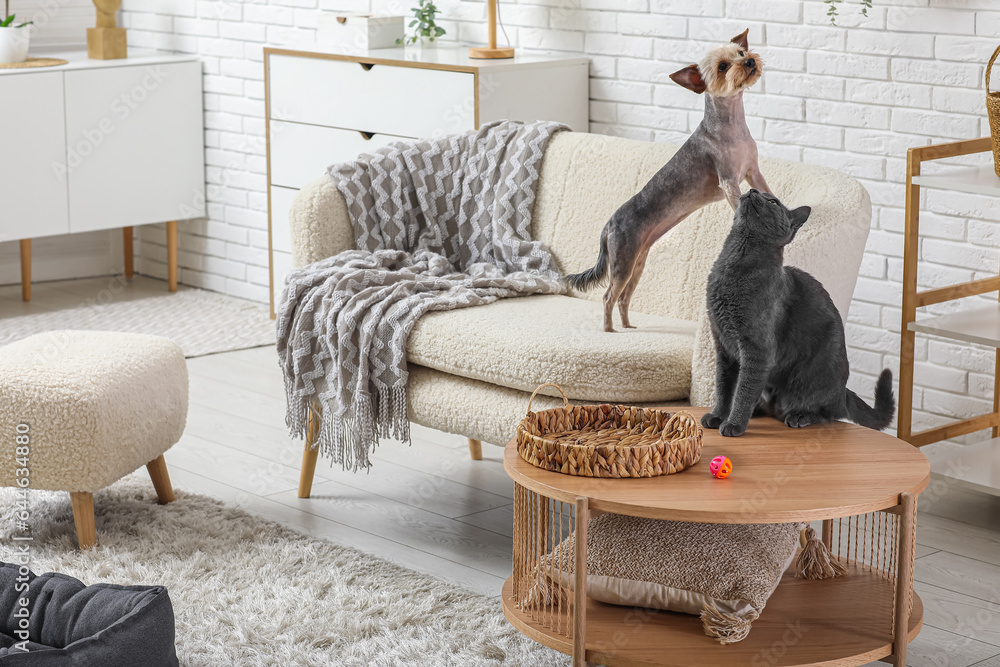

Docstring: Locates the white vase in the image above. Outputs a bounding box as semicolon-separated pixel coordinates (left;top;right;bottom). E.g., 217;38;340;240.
416;35;437;50
0;25;30;64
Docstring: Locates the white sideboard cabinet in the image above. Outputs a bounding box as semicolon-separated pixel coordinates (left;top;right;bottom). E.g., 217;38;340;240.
264;44;590;316
0;51;205;299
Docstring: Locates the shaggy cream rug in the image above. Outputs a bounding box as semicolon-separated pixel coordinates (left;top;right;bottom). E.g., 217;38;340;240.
0;287;274;357
0;475;565;666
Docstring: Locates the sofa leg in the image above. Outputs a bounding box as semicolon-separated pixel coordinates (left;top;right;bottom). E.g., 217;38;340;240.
70;492;96;550
146;454;175;504
299;410;320;498
468;438;483;460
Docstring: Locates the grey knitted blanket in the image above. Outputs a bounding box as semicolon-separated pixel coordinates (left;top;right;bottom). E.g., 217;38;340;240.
276;120;567;470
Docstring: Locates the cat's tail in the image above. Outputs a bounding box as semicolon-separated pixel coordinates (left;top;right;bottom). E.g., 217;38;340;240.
566;228;608;291
845;369;895;431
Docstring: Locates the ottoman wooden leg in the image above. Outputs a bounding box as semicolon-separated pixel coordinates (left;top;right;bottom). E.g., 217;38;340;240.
20;239;31;302
70;492;96;550
298;409;320;498
468;438;483;460
146;454;175;504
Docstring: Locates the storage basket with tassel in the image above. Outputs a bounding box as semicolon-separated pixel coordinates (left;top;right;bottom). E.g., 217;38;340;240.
987;43;1000;177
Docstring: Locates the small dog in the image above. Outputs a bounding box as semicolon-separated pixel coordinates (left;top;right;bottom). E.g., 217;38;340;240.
567;29;770;332
702;189;895;437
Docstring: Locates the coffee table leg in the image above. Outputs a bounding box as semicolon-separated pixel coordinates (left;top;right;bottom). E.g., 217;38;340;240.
573;496;589;667
822;519;833;548
893;492;916;667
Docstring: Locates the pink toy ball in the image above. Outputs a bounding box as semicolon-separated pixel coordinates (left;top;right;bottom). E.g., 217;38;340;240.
710;455;733;479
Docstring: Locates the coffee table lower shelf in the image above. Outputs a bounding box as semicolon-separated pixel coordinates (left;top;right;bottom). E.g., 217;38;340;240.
500;564;924;667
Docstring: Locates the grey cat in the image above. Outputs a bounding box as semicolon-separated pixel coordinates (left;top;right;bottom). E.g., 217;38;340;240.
702;189;895;437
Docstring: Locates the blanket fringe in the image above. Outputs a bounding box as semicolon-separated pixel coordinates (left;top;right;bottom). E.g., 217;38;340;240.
284;382;411;472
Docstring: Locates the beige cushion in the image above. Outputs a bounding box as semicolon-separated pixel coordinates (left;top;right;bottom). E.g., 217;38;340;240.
543;514;801;644
406;294;696;403
0;331;188;493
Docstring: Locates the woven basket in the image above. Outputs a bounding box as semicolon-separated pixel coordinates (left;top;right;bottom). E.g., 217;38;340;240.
987;43;1000;177
515;383;703;478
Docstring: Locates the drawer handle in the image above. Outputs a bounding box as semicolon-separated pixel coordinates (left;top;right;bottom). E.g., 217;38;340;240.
336;16;346;23
360;62;375;71
359;131;376;140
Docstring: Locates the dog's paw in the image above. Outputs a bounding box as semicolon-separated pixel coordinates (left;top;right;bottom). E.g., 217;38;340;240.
701;413;722;429
719;421;746;438
783;413;815;429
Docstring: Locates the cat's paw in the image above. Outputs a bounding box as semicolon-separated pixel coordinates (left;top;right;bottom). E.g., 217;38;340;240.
702;413;723;429
784;413;812;429
719;421;746;438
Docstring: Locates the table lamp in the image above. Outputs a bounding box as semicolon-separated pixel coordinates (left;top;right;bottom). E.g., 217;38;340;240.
468;0;513;59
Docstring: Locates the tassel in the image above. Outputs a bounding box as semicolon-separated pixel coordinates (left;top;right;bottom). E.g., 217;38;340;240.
521;569;568;609
794;526;847;580
700;604;756;645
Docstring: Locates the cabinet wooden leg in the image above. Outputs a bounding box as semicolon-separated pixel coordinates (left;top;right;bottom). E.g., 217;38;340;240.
70;491;96;550
573;496;589;667
123;226;134;279
468;438;483;460
893;492;916;667
298;409;320;498
146;454;175;504
19;239;30;302
166;220;178;292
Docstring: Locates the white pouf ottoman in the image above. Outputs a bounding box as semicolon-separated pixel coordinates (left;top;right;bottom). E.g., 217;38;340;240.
0;330;188;549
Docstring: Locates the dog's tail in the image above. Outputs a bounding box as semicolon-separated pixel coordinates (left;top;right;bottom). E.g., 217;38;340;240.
845;369;895;431
566;229;609;291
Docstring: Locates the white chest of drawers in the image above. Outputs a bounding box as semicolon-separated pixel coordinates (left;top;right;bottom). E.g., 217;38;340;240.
0;51;205;298
264;45;589;316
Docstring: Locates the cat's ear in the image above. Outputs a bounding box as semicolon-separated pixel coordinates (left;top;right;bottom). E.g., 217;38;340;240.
790;206;811;231
670;64;707;94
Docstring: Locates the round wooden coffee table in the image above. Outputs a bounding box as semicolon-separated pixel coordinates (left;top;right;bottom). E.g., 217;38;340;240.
501;408;930;667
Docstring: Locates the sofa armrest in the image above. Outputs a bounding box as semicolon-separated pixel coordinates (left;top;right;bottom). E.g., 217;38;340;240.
287;175;356;268
689;316;717;409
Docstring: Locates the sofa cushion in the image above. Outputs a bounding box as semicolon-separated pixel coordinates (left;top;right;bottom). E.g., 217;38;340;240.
406;294;696;403
0;563;178;666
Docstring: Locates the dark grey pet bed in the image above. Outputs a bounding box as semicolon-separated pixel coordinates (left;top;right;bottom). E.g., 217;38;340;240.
0;562;177;666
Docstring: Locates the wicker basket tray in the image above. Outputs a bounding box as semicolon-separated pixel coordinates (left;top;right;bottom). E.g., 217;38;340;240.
515;383;703;478
988;43;1000;177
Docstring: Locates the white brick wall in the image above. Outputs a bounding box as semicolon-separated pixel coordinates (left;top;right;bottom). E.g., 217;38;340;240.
119;0;1000;441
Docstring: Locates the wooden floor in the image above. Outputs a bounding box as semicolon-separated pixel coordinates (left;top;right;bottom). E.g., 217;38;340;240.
5;277;1000;666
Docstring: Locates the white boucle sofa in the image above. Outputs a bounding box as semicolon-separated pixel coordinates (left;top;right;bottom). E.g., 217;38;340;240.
287;132;872;452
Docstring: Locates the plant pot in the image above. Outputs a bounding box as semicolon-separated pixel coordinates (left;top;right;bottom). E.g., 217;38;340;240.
414;36;437;50
0;25;30;64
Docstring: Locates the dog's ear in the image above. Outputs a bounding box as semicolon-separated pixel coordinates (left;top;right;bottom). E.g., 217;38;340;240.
789;206;811;232
731;28;750;50
670;64;706;94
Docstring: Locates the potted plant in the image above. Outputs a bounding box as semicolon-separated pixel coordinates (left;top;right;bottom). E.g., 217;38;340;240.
396;0;445;49
0;0;32;63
